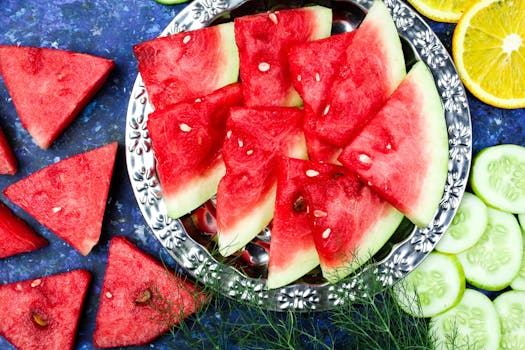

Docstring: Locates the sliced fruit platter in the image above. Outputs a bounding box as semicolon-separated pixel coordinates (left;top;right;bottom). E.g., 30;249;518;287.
126;0;472;311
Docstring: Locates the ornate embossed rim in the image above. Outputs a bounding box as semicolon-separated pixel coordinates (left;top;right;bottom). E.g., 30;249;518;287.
125;0;472;311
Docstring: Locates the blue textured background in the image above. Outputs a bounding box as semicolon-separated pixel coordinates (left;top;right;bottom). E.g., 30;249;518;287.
0;0;524;349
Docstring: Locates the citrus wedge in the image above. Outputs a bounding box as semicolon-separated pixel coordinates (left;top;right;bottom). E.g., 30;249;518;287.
407;0;476;23
452;0;525;109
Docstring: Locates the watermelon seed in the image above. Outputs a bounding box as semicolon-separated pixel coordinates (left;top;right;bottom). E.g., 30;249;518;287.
226;130;232;139
358;154;372;164
52;206;62;213
31;312;48;328
135;288;153;305
297;74;302;82
322;228;331;239
269;13;278;24
179;123;192;132
386;143;392;150
314;210;327;218
323;104;330;116
293;196;307;212
238;139;244;148
246;149;254;155
315;73;321;82
194;98;202;103
258;62;271;72
30;279;42;288
105;291;113;299
306;169;320;177
183;35;191;44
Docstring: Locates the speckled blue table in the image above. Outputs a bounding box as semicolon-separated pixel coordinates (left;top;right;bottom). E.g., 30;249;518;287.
0;1;524;349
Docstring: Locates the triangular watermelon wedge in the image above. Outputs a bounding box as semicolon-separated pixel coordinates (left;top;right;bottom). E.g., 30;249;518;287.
234;6;332;107
133;22;239;111
93;237;206;348
267;157;321;289
0;270;91;350
3;142;118;255
339;61;448;227
148;83;243;219
0;202;47;259
288;31;355;163
0;46;114;149
217;107;307;257
303;163;403;284
0;127;17;175
312;0;406;146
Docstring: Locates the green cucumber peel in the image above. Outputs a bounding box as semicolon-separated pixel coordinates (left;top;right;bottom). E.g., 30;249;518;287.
494;290;525;350
436;192;488;254
457;207;523;291
512;214;525;290
430;288;501;350
393;252;465;318
470;144;525;214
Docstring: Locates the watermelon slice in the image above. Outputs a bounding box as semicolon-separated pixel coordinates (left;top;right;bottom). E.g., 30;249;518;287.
234;6;332;107
266;157;320;289
216;107;307;257
0;202;47;259
133;22;239;111
339;61;447;227
0;270;91;350
0;46;114;149
303;163;403;283
287;31;355;163
148;83;243;219
93;237;206;348
3;142;118;255
312;0;406;147
0;127;17;175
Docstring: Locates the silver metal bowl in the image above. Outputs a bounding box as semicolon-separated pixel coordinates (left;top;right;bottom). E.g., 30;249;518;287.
125;0;471;311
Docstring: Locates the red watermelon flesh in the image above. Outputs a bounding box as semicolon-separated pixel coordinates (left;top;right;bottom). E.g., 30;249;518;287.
288;31;354;116
312;0;406;147
234;6;332;107
93;237;206;348
3;142;117;256
0;46;114;149
133;22;239;111
0;127;17;175
0;202;47;259
338;61;447;228
216;107;307;257
267;157;321;289
288;32;355;163
303;111;342;164
0;270;91;350
303;164;403;284
148;83;243;219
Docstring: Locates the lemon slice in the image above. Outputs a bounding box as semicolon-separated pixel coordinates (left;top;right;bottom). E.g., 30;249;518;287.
453;0;525;109
407;0;476;23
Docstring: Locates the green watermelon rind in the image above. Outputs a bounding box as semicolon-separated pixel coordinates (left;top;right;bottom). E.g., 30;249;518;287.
322;206;404;284
266;245;319;289
215;22;240;90
407;62;448;227
165;162;226;219
218;183;277;257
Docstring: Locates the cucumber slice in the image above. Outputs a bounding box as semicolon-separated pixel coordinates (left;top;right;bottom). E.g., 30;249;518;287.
493;290;525;350
436;192;488;254
470;144;525;214
430;288;501;350
457;208;523;291
512;214;525;290
393;252;465;318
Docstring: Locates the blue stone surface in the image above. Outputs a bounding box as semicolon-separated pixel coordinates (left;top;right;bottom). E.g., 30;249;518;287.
0;1;523;349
